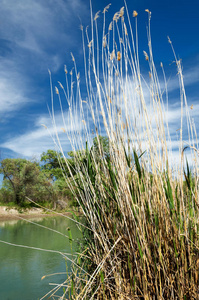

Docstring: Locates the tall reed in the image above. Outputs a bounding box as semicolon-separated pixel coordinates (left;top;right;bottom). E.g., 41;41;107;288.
50;2;199;299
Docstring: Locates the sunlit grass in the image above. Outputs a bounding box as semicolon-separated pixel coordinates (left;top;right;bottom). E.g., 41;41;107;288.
50;2;199;299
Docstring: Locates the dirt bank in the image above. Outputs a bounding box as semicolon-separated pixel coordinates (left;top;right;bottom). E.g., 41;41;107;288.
0;206;55;221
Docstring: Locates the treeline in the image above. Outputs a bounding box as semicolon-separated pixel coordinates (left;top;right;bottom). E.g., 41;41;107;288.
0;149;76;207
0;136;108;207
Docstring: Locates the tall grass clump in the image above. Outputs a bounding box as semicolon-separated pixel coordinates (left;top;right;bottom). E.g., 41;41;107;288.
49;2;199;299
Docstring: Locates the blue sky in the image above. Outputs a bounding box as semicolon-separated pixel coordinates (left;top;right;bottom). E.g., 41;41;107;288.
0;0;199;161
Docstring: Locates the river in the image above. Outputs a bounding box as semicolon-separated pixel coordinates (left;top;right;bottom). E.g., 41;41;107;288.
0;215;82;300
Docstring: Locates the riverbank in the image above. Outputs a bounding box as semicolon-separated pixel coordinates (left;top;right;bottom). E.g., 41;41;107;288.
0;205;71;221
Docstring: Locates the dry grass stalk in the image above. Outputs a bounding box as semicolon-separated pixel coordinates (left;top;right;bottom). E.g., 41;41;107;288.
48;2;199;299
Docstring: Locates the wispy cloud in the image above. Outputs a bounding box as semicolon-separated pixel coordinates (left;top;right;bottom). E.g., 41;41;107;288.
1;110;83;157
0;0;89;117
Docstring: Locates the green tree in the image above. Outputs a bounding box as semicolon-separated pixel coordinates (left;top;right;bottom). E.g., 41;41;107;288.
0;158;52;205
40;149;64;180
92;136;110;159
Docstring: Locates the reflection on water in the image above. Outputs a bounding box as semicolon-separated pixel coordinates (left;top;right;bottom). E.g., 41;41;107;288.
0;216;82;300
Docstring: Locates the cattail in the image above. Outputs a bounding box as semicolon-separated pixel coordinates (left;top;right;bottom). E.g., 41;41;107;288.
117;51;121;61
143;51;149;61
133;10;138;17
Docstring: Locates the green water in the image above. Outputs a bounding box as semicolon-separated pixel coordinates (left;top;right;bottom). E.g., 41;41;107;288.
0;215;82;300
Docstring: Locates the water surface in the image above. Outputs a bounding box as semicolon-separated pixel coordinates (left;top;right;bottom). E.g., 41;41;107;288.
0;215;82;300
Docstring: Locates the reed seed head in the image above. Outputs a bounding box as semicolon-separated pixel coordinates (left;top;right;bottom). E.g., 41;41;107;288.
113;12;120;22
103;3;111;14
119;7;124;18
167;36;172;44
117;51;121;61
143;51;149;61
94;10;100;21
110;50;115;60
88;40;92;48
55;87;59;94
109;22;113;31
124;23;128;36
103;36;107;48
58;81;64;89
41;124;47;129
133;11;138;17
71;53;75;62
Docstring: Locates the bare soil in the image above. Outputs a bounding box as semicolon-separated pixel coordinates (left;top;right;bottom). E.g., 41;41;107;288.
0;206;54;221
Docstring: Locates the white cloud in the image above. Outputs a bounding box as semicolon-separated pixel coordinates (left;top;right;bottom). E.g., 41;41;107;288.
0;0;89;116
1;111;84;157
0;59;31;114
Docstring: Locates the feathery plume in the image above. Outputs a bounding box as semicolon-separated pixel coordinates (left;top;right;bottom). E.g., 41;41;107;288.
113;12;120;22
119;7;124;18
103;3;111;14
94;10;101;21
